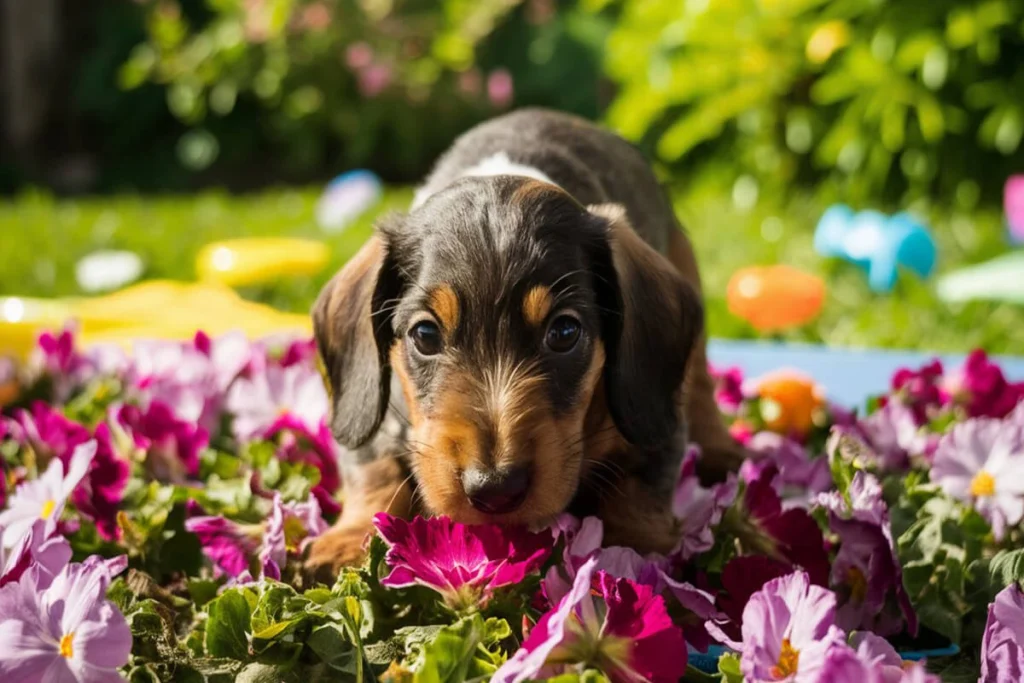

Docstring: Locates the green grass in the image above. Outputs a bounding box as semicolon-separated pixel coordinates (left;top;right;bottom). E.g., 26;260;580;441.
1;185;1022;355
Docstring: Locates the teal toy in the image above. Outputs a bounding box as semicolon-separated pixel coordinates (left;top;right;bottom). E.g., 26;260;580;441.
814;205;937;293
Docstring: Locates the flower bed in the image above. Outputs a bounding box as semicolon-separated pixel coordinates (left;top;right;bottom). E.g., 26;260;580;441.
1;329;1023;682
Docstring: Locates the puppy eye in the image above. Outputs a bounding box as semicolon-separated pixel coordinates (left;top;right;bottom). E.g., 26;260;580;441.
409;320;443;356
545;315;582;353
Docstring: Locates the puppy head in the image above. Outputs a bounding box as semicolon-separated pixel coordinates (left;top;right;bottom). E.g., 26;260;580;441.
313;176;702;525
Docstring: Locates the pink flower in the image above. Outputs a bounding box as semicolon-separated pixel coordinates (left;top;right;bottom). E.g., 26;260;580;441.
1007;175;1024;240
258;494;328;578
15;401;92;464
227;363;328;442
931;418;1024;540
816;472;917;637
0;519;72;588
185;515;260;577
671;445;738;559
345;42;374;70
30;327;90;401
374;514;552;610
494;557;687;683
707;571;845;683
711;364;746;413
0;555;131;681
130;339;220;429
981;583;1024;682
854;401;927;471
887;359;946;423
193;330;253;394
944;350;1024;419
113;401;207;482
276;337;317;368
0;442;95;548
815;640;940;683
487;69;514;108
358;64;393;98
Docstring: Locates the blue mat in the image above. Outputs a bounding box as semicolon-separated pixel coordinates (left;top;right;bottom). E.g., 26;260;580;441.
706;339;1024;409
688;643;960;674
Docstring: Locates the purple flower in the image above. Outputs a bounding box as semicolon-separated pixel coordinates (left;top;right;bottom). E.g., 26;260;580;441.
981;583;1024;682
113;401;208;482
931;418;1024;540
0;555;131;681
0;519;72;588
817;472;917;637
708;571;845;682
494;557;687;683
227;363;327;442
374;514;551;610
945;350;1024;419
258;494;327;578
855;401;927;471
671;446;738;559
0;441;95;548
748;432;832;498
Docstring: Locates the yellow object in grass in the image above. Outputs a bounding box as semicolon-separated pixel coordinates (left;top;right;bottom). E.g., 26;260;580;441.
0;280;311;359
195;238;330;287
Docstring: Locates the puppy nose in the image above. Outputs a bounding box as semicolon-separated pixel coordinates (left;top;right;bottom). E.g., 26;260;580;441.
462;466;531;515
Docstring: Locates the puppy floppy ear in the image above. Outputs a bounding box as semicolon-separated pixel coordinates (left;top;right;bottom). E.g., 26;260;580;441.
586;203;704;449
313;229;404;449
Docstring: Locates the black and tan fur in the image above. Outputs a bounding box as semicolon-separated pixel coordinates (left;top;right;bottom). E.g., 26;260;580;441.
305;108;744;575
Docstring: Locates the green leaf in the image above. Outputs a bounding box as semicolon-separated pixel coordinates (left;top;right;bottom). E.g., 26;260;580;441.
683;663;722;682
916;593;965;644
188;578;223;608
413;615;486;683
206;590;253;660
984;549;1024;591
718;652;744;683
235;662;301;683
308;623;363;680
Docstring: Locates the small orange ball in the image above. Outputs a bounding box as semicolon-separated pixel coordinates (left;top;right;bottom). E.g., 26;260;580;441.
753;369;826;436
727;265;825;333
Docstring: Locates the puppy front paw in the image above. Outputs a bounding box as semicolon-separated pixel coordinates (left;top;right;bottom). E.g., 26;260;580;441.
304;525;374;584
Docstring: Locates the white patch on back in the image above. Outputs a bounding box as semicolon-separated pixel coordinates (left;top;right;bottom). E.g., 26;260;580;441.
411;152;559;209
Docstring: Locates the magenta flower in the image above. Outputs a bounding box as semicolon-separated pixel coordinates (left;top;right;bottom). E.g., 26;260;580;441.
741;463;831;587
748;432;832;497
671;446;738;559
374;514;551;610
185;514;260;577
944;350;1024;419
0;441;95;548
30;327;90;402
186;494;326;580
931;418;1024;540
276;337;317;368
711;364;746;413
75;425;130;542
981;583;1024;682
193;330;253;393
266;416;342;517
113;401;208;482
716;555;793;640
707;571;845;683
494;557;687;683
817;472;917;637
227;363;328;442
887;359;947;423
0;555;131;682
487;69;514;108
0;519;72;588
15;401;92;465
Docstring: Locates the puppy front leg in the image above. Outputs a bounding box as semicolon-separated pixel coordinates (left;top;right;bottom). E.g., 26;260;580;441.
305;457;413;580
596;477;680;556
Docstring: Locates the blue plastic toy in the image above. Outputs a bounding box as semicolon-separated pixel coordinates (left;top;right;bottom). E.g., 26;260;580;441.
814;205;937;293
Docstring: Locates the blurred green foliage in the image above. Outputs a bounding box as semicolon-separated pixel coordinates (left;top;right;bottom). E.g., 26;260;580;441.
602;0;1024;207
117;0;609;183
2;184;1021;353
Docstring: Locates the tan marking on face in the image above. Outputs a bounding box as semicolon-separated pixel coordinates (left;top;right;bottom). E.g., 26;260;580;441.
389;344;421;427
521;285;553;328
427;284;460;333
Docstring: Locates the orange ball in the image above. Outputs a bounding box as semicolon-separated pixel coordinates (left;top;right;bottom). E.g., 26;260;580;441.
753;369;826;436
727;265;825;333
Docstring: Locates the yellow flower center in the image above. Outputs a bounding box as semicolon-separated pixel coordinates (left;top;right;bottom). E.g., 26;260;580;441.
970;471;996;497
848;566;868;604
770;638;800;679
40;499;56;520
59;633;74;658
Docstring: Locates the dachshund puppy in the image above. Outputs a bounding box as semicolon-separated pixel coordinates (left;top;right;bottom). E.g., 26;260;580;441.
305;108;744;576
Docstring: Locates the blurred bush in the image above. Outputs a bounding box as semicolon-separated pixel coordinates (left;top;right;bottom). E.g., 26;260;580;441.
601;0;1024;207
118;0;609;184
